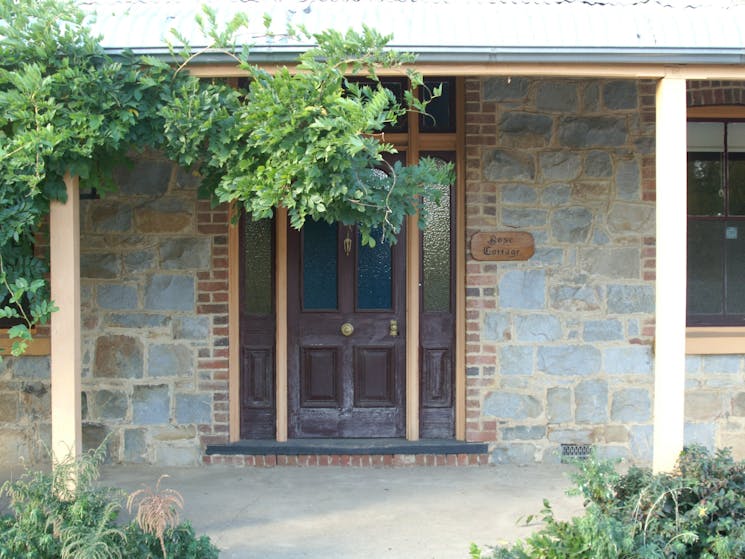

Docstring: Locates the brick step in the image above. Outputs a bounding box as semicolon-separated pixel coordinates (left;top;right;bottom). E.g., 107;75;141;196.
204;439;490;467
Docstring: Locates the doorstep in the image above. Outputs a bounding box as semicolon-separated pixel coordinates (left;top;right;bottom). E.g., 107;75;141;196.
204;438;490;466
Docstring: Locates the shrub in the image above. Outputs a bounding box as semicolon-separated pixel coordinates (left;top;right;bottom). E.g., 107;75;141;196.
473;446;745;559
0;447;219;559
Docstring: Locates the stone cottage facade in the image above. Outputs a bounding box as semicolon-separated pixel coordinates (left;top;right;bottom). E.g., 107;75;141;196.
2;75;745;466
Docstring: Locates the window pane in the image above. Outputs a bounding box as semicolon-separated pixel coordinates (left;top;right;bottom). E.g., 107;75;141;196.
357;228;392;310
688;153;724;215
303;221;338;310
728;124;745;215
725;220;745;316
420;78;455;133
243;217;273;315
423;182;452;312
687;220;724;316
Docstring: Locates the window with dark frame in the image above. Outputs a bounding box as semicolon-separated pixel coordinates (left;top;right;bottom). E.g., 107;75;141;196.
687;120;745;325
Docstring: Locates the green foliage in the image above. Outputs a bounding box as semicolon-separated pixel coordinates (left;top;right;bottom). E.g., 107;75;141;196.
1;0;452;356
0;446;218;558
473;446;745;559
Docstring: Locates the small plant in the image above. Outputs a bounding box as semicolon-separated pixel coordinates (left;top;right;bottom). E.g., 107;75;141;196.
126;475;184;559
473;446;745;559
0;446;218;559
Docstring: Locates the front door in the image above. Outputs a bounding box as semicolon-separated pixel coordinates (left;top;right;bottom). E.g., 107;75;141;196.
287;221;406;437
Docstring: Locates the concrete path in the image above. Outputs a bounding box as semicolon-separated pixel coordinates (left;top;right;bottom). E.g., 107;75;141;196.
95;464;584;559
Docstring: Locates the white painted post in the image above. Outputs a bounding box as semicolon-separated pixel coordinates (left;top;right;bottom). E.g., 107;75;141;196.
50;173;82;465
653;76;687;473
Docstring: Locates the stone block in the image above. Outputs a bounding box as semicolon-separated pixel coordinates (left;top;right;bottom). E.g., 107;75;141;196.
500;346;533;375
155;444;200;467
550;206;593;243
499;112;553;148
19;382;50;419
501;183;537;204
490;444;537;465
571;181;611;201
502;208;547;228
483;77;529;101
97;284;138;310
531;248;564;266
603;80;638;110
135;198;193;234
594;425;629;443
607;202;655;236
719;431;745;461
583;319;623;341
607;285;655;314
540;151;582;181
174;316;211;339
176;167;201;190
515;315;562;342
579;248;640;279
92;390;128;420
114;160;171;196
702;355;741;374
145;274;195;311
11;356;50;380
94;335;143;379
538;345;601;376
557;116;628;148
151;425;197;441
547;387;572;423
630;425;653;463
148;344;194;378
611;388;651;422
105;312;171;329
89;201;132;233
483;312;510;341
82;423;112;458
732;393;745;416
483;392;542;420
133;385;170;425
550;285;602;312
499;270;546;310
536;81;578;112
685;355;702;373
542;184;571;206
124;250;156;274
583;82;600;112
175;394;212;424
575;380;608;423
604;346;653;375
584;151;613;178
595;446;630;461
685;392;723;421
0;393;18;422
80;253;120;279
123;428;148;463
501;426;546;441
547;428;593;443
483;149;535;181
160;238;211;270
684;422;715;451
615;160;640;200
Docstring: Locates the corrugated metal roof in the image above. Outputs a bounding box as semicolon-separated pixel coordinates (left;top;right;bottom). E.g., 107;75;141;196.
79;0;745;65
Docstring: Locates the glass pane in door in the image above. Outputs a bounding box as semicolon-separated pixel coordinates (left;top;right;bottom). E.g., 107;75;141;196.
357;228;392;310
303;220;338;310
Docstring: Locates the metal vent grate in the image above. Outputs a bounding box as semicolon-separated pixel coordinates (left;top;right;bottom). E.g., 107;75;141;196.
560;443;593;463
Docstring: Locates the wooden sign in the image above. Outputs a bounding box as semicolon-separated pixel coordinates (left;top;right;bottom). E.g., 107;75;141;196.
471;231;535;261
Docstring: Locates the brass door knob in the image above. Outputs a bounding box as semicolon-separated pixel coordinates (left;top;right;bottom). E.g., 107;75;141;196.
340;322;354;336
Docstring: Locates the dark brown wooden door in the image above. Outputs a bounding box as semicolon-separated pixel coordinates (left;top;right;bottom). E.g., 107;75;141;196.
288;221;406;438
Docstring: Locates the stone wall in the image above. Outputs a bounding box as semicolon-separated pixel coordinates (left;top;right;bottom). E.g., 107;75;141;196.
464;77;659;463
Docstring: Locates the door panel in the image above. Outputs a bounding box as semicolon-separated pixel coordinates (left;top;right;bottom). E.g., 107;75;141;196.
288;222;405;438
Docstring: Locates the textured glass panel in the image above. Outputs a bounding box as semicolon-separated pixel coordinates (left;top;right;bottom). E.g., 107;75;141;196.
420;79;454;133
423;182;452;312
303;221;338;310
243;217;272;315
687;221;724;316
725;220;745;315
357;228;392;310
688;153;724;216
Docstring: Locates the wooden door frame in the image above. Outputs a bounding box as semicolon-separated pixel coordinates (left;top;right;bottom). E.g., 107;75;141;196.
229;77;466;442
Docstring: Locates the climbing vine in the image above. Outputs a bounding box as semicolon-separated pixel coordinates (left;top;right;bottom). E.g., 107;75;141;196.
0;0;452;356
